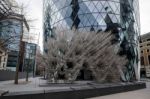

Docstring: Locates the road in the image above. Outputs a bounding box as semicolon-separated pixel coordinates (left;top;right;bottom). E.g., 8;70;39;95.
89;82;150;99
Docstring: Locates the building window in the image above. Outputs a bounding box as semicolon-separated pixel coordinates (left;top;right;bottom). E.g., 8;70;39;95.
141;56;144;65
140;46;143;48
140;40;142;43
3;63;5;68
147;39;150;41
148;49;149;52
0;51;2;54
0;56;1;63
4;58;5;62
141;51;143;53
143;40;147;42
148;55;150;65
147;44;150;46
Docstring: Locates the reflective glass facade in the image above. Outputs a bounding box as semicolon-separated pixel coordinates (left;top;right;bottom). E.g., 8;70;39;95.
0;19;21;51
43;0;140;81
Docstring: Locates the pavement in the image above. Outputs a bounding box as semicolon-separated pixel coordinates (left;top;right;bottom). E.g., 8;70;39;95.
0;77;72;93
0;77;100;94
89;80;150;99
0;77;149;98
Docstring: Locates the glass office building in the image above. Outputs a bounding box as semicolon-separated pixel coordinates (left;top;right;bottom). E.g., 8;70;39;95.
43;0;140;81
23;42;37;75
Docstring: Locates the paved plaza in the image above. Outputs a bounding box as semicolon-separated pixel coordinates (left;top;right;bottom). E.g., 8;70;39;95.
0;77;149;99
0;77;71;93
89;81;150;99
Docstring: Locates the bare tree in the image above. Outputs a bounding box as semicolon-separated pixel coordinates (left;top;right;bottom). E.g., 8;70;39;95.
39;31;128;83
36;49;46;78
1;0;38;84
0;1;36;49
14;3;38;84
0;0;22;49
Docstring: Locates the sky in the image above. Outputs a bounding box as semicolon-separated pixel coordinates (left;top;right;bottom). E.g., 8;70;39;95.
16;0;43;49
15;0;150;49
139;0;150;34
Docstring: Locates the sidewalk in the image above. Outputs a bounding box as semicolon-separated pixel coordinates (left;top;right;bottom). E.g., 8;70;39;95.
0;77;47;93
0;77;148;98
89;81;150;99
0;77;89;93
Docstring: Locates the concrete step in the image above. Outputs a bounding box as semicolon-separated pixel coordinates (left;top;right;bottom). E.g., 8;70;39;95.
0;90;9;96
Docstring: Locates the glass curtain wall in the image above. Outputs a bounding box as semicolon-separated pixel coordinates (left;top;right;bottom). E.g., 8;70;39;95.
43;0;140;81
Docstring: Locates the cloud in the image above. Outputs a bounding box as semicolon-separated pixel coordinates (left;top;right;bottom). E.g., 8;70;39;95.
16;0;43;49
139;0;150;34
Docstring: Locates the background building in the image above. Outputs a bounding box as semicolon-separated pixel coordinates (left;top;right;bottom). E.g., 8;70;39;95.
140;33;150;77
0;0;14;18
0;0;21;19
43;0;140;81
0;15;30;71
0;47;8;70
23;42;37;76
0;0;30;71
